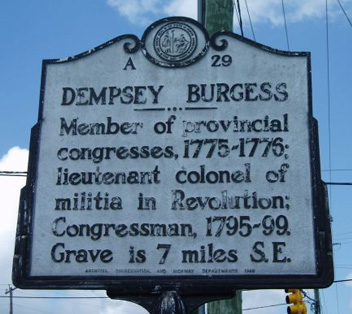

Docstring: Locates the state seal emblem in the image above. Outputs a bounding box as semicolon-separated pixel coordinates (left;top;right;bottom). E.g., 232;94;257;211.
154;22;198;62
141;17;209;67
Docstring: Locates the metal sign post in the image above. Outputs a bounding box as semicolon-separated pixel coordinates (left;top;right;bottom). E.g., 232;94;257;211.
13;13;333;314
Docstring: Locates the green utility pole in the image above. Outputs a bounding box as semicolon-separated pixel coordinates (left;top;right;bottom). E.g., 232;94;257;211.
196;1;242;313
198;0;234;36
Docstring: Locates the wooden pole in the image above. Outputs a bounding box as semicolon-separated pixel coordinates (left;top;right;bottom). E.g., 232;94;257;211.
196;1;242;313
5;285;16;314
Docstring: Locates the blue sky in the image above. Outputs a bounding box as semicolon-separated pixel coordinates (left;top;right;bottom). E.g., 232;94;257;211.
1;0;352;313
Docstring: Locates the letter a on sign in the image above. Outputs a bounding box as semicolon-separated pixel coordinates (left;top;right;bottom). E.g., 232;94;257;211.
124;57;136;70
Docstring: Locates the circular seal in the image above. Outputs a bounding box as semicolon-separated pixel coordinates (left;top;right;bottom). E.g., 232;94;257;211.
154;22;198;62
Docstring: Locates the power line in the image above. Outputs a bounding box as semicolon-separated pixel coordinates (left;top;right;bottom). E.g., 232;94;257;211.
325;0;332;209
235;0;244;36
243;302;286;311
324;179;352;186
281;0;290;50
0;296;108;299
334;230;352;236
244;0;256;41
3;279;352;299
0;295;288;313
334;278;352;283
0;294;287;311
1;281;352;314
322;169;352;172
0;171;27;177
335;0;352;29
233;1;241;32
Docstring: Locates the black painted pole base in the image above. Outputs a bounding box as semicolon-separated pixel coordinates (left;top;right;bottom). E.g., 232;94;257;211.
151;291;186;314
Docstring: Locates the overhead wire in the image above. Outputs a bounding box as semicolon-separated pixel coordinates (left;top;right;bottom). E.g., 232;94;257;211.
301;290;318;313
244;0;256;41
233;1;241;31
325;0;333;209
334;230;352;236
334;235;352;241
323;169;352;172
281;0;290;50
2;280;352;314
4;283;352;312
0;293;287;312
5;280;352;299
325;181;352;185
242;302;287;311
335;0;352;29
0;296;108;299
235;0;244;36
323;7;347;304
0;171;27;177
335;265;352;269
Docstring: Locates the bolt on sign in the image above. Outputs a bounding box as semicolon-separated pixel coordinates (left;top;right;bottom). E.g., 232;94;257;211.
13;17;333;295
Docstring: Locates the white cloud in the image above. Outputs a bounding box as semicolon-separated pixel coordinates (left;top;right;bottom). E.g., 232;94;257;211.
0;147;28;285
0;147;28;230
106;0;352;27
164;0;197;19
106;0;166;26
106;0;197;25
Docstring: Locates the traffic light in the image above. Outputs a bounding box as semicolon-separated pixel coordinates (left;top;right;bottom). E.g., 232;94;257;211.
285;289;307;314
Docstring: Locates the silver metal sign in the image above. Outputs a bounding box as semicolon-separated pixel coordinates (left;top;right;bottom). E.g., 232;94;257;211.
13;17;333;293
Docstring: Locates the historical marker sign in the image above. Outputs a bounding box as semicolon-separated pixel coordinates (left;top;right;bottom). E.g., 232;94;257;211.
13;17;333;293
